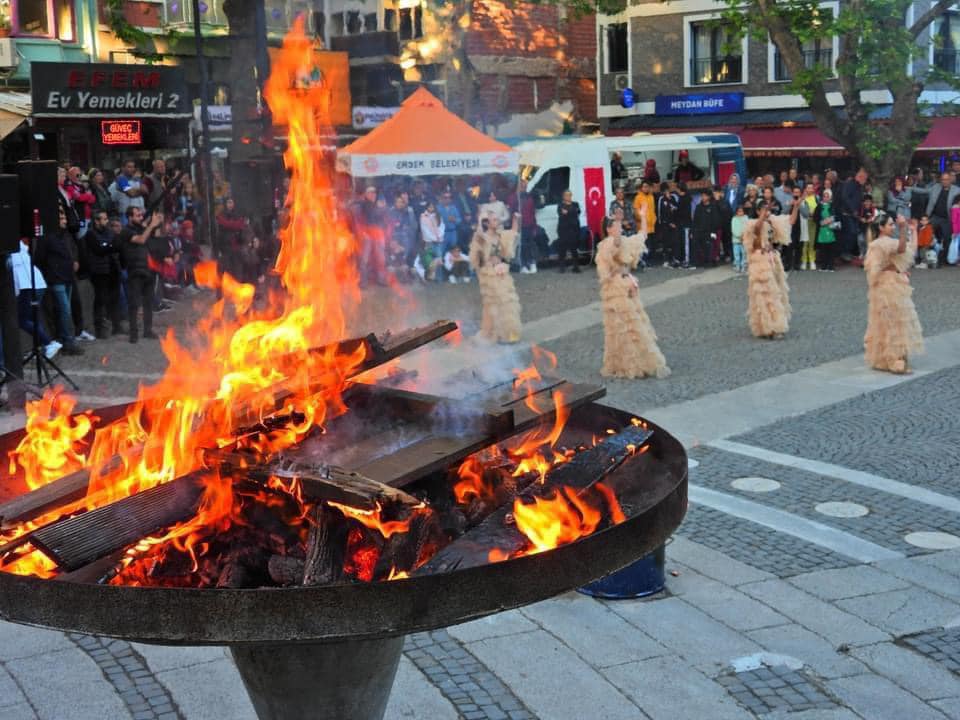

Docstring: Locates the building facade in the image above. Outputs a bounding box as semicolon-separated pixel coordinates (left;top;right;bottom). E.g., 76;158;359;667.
596;0;960;173
327;0;597;136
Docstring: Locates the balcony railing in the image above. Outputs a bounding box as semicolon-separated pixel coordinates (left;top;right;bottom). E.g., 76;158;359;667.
774;48;834;82
934;49;959;75
690;56;743;85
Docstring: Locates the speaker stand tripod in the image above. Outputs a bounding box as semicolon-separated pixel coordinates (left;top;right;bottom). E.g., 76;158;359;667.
22;212;77;391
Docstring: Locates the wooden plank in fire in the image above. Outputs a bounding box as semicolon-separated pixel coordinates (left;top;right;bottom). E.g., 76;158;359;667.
416;423;654;575
351;381;606;489
28;474;207;572
0;448;137;531
346;384;516;437
0;321;457;531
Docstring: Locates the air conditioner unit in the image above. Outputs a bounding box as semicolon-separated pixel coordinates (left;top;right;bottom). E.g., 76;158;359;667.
614;73;630;91
0;39;18;68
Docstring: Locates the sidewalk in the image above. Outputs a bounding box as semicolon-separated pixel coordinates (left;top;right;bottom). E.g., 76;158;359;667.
1;542;957;719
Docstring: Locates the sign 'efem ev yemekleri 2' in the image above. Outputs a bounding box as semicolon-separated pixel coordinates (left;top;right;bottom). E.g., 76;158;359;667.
30;62;191;118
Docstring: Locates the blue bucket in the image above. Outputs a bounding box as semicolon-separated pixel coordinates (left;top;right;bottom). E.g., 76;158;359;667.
577;544;666;599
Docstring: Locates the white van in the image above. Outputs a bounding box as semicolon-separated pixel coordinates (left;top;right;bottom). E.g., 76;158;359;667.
507;132;746;248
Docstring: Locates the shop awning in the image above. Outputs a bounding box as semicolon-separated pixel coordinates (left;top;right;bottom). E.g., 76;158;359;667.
919;116;960;150
0;91;31;141
739;126;844;157
338;87;518;177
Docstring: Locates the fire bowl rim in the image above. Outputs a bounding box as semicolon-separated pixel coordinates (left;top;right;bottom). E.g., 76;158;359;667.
0;402;687;645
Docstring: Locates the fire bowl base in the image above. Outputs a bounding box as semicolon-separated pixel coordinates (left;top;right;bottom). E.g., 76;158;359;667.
230;636;404;720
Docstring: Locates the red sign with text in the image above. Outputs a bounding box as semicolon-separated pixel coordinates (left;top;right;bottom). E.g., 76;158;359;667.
100;119;142;145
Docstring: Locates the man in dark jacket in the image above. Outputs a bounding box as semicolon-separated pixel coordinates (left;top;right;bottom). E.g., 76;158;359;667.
712;185;733;263
86;210;124;338
657;183;681;268
837;168;867;261
556;190;582;273
691;189;721;267
34;206;83;355
121;206;162;343
675;182;694;268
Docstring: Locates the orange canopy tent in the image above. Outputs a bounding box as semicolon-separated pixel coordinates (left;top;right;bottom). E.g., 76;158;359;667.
338;87;518;177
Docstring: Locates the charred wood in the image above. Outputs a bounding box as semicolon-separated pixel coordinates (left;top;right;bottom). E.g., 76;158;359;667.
417;424;653;575
302;505;346;586
268;555;306;586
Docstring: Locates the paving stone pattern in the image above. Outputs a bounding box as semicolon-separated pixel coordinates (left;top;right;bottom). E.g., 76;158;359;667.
738;367;960;500
688;446;960;557
901;628;960;675
69;634;183;720
543;267;960;412
403;630;535;720
719;665;838;714
677;504;855;578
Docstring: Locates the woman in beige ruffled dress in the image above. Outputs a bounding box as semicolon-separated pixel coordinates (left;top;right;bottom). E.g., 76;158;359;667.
596;216;670;379
864;213;923;374
469;212;522;344
746;204;790;339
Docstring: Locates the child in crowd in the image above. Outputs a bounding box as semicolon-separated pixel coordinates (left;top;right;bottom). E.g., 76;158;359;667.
387;239;415;284
414;242;444;282
444;245;472;283
916;215;935;268
730;204;748;273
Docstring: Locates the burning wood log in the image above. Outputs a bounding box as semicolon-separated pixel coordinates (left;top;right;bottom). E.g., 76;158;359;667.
372;510;443;579
27;473;207;572
0;321;458;531
302;504;346;586
417;423;654;575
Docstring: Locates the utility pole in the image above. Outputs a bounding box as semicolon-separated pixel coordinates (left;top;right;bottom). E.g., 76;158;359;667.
192;0;215;249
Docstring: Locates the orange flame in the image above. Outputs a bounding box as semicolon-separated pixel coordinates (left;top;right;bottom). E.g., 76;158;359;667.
489;482;626;562
3;19;367;579
8;390;95;491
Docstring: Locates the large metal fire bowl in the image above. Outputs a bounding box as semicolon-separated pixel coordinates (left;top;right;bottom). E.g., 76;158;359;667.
0;402;687;720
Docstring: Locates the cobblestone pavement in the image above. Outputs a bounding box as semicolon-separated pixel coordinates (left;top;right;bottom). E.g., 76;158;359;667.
2;263;959;719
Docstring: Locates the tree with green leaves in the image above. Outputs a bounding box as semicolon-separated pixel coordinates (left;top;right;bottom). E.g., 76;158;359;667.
716;0;960;185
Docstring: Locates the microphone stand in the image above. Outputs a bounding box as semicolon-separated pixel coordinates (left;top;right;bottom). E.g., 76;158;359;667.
21;208;78;391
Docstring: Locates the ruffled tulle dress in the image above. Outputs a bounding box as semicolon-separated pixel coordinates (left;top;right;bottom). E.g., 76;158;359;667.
745;219;790;338
864;234;924;373
596;234;670;379
469;228;522;343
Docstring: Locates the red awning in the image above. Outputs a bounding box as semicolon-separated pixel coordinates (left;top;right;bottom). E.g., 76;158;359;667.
614;116;960;156
919;117;960;151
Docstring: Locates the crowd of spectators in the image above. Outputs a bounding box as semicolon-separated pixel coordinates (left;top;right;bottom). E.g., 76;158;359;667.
15;157;214;359
612;160;960;273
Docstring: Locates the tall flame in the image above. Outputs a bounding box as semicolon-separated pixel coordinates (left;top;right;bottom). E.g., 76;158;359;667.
3;18;366;577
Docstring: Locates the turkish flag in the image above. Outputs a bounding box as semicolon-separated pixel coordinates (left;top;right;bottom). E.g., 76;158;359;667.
583;167;606;239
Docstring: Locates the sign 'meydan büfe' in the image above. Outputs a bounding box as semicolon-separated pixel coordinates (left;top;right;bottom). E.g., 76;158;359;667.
30;62;190;118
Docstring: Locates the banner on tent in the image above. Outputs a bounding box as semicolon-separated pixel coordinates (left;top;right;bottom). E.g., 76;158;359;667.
338;150;519;177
